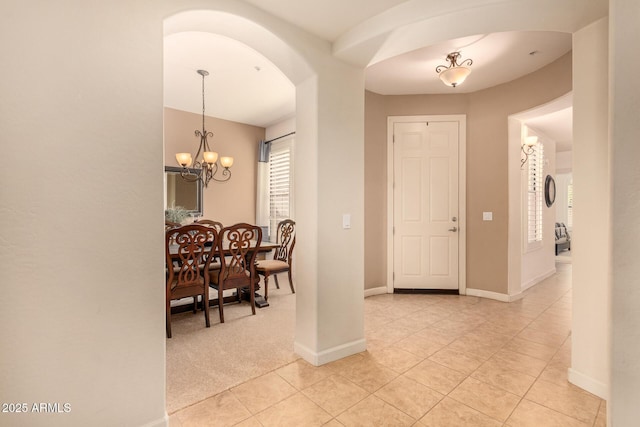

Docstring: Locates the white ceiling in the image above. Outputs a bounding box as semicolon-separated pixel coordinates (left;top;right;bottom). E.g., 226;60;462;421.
164;32;295;128
163;0;573;147
242;0;409;42
366;31;571;95
526;107;574;152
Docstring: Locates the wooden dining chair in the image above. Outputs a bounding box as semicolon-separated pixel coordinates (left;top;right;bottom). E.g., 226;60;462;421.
195;219;224;270
165;224;217;338
195;219;223;233
256;219;296;301
209;223;262;323
165;219;181;230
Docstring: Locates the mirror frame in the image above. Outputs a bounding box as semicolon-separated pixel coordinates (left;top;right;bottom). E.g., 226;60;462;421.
164;166;203;214
545;174;556;208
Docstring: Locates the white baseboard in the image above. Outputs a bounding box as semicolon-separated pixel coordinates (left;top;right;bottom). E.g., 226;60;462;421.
364;286;388;298
465;288;511;302
568;368;608;399
294;338;367;366
140;414;169;427
521;268;556;292
470;268;557;304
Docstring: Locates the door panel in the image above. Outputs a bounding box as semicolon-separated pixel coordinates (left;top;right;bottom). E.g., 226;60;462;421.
393;121;459;290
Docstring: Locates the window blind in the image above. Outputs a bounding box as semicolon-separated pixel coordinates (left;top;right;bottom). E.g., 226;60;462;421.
527;142;544;243
269;141;293;226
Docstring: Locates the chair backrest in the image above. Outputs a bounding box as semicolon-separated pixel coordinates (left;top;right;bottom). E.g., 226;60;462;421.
217;223;262;287
166;224;217;291
274;219;296;265
195;219;224;233
165;220;181;230
555;222;570;241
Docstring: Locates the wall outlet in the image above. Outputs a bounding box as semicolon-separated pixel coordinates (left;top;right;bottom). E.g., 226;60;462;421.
483;212;493;221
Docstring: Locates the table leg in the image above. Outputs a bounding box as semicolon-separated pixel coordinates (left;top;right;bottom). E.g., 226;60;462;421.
254;293;269;308
239;288;269;308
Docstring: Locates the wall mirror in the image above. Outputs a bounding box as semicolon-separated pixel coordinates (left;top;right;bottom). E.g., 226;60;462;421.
545;174;556;208
164;166;202;214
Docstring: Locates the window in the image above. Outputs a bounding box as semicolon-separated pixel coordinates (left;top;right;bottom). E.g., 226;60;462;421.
268;138;294;239
527;141;544;247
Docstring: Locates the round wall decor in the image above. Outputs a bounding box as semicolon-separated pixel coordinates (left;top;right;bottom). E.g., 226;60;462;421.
545;174;556;207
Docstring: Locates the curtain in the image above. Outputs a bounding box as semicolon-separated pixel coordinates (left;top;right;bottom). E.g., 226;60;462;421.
255;139;271;239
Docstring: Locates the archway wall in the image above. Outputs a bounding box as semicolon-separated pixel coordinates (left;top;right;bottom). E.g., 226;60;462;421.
465;56;570;295
358;0;606;297
0;2;169;427
364;53;572;295
570;17;610;399
610;0;640;423
0;2;366;426
164;6;316;85
164;3;367;364
356;0;610;403
334;0;608;67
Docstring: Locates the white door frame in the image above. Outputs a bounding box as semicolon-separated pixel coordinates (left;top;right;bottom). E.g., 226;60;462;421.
386;115;467;294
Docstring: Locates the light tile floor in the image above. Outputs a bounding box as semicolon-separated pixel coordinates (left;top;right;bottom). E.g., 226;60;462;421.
169;263;606;426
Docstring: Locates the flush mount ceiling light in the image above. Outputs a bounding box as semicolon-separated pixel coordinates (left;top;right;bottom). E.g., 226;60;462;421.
175;69;233;187
435;52;473;88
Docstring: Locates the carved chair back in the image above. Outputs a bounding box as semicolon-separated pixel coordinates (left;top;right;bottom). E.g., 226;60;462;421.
165;224;217;337
273;219;296;266
195;219;224;233
166;224;217;295
216;223;262;289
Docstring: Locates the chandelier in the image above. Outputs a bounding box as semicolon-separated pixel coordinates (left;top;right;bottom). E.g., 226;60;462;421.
435;52;473;88
175;69;233;187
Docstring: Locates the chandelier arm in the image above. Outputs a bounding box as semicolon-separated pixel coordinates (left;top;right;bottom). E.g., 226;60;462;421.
196;70;214;158
202;162;214;187
435;52;472;75
203;131;213;152
209;166;232;183
192;131;206;166
179;167;203;182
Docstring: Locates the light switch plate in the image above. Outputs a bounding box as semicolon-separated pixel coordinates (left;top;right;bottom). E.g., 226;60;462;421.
483;212;493;221
343;214;351;229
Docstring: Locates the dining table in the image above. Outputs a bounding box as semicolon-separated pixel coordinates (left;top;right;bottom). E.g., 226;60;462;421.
167;240;280;312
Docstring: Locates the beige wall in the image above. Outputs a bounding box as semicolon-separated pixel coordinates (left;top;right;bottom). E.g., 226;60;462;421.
610;0;640;422
0;2;168;426
364;91;388;294
163;107;265;225
570;17;610;399
519;131;557;288
364;53;572;294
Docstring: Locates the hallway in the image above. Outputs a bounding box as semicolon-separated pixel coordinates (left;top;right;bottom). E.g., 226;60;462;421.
169;263;606;426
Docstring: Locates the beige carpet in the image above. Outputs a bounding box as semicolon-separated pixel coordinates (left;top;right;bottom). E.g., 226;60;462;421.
166;282;298;413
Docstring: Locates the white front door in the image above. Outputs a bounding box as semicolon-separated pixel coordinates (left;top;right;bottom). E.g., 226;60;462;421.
392;120;459;290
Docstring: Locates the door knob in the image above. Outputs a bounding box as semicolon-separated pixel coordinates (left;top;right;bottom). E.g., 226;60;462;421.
448;226;458;232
